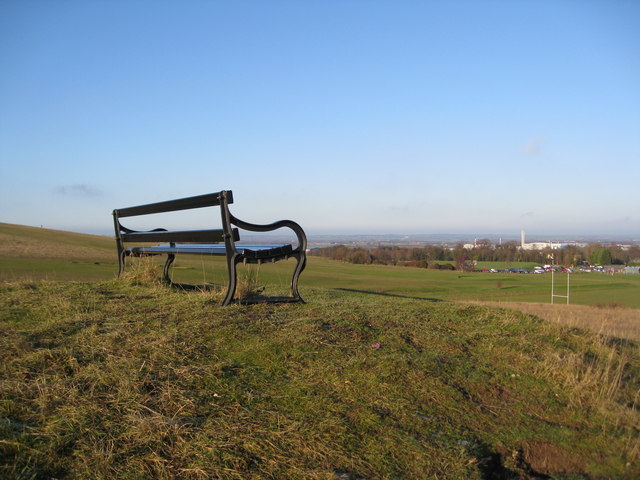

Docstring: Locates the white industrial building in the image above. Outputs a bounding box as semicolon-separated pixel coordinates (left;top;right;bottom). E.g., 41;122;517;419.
519;230;585;251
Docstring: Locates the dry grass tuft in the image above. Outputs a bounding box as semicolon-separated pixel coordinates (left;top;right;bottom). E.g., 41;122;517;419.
469;300;640;462
538;330;631;404
470;301;640;342
120;256;163;286
537;329;640;462
235;265;265;300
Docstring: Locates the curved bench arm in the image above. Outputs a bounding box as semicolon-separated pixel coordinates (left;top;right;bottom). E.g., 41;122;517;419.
227;213;307;305
119;226;168;234
229;214;307;253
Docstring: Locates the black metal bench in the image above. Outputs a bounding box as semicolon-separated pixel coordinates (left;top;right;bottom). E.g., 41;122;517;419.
112;190;307;306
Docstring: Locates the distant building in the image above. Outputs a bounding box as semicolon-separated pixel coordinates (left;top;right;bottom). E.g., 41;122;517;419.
519;230;585;251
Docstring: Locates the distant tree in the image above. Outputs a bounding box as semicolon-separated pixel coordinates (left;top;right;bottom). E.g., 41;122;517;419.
429;262;455;270
584;243;602;264
609;245;627;265
313;241;633;269
591;247;612;266
452;243;466;262
495;241;518;263
348;249;372;265
627;245;640;266
324;245;349;261
455;253;475;272
561;245;581;266
410;248;427;261
473;239;494;261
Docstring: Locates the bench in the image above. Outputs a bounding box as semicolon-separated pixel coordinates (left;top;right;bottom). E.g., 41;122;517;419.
112;190;307;306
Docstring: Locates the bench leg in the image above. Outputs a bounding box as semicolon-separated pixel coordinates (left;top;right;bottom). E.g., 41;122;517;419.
116;245;126;277
221;255;239;306
290;253;307;302
162;254;176;285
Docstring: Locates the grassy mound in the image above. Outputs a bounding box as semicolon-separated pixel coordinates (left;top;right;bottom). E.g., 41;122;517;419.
1;281;639;479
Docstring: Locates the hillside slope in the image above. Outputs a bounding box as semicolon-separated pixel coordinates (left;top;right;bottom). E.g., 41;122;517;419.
0;223;113;259
1;281;638;479
0;223;116;281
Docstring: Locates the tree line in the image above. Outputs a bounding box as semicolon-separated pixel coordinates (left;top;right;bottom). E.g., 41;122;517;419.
311;241;640;269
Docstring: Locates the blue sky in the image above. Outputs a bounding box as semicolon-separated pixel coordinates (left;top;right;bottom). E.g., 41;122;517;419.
1;0;639;236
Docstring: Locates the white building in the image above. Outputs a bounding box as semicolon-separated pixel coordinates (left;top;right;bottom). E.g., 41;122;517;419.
519;230;583;251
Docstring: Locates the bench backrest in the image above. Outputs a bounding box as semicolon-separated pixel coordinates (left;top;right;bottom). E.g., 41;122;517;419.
114;191;233;218
113;190;240;245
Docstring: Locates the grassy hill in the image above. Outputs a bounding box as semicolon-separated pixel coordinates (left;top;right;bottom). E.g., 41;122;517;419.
0;223;116;282
1;281;639;479
1;223;639;478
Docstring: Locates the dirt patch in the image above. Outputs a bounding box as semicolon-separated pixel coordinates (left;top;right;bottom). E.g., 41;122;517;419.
521;442;588;477
490;442;589;479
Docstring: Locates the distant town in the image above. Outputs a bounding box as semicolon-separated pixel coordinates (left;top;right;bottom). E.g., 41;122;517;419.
306;229;640;274
303;231;639;250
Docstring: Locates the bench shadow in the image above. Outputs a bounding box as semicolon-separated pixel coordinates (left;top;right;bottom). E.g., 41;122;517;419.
169;282;302;305
168;282;220;292
334;288;444;303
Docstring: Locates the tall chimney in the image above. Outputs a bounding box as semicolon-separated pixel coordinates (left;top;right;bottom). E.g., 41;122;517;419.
521;230;525;248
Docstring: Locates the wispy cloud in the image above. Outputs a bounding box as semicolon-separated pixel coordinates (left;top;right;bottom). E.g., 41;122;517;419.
523;137;545;155
520;211;534;218
54;184;102;197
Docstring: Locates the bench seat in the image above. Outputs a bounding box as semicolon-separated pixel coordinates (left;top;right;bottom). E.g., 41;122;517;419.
128;243;294;261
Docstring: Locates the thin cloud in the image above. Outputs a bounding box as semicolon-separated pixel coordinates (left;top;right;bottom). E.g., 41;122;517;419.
54;184;102;197
523;137;545;155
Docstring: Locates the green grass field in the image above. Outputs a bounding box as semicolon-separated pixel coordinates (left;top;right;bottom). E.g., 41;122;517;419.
1;223;639;478
2;223;639;308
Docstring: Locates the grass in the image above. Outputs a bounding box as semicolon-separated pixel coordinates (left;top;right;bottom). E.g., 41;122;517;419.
0;223;115;282
470;301;640;342
3;222;640;308
1;223;640;477
1;280;639;479
0;223;114;260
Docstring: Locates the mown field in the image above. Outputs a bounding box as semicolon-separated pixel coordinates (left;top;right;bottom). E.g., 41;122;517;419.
1;223;639;479
2;223;640;308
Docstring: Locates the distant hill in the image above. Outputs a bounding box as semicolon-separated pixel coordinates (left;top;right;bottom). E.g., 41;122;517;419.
0;222;113;260
0;223;116;281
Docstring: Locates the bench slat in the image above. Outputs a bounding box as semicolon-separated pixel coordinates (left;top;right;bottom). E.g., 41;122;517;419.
128;243;293;258
122;228;239;243
241;244;293;259
115;191;233;218
129;245;229;255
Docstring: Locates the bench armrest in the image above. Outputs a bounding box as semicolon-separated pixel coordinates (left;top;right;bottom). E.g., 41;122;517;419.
230;214;307;253
118;226;167;234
